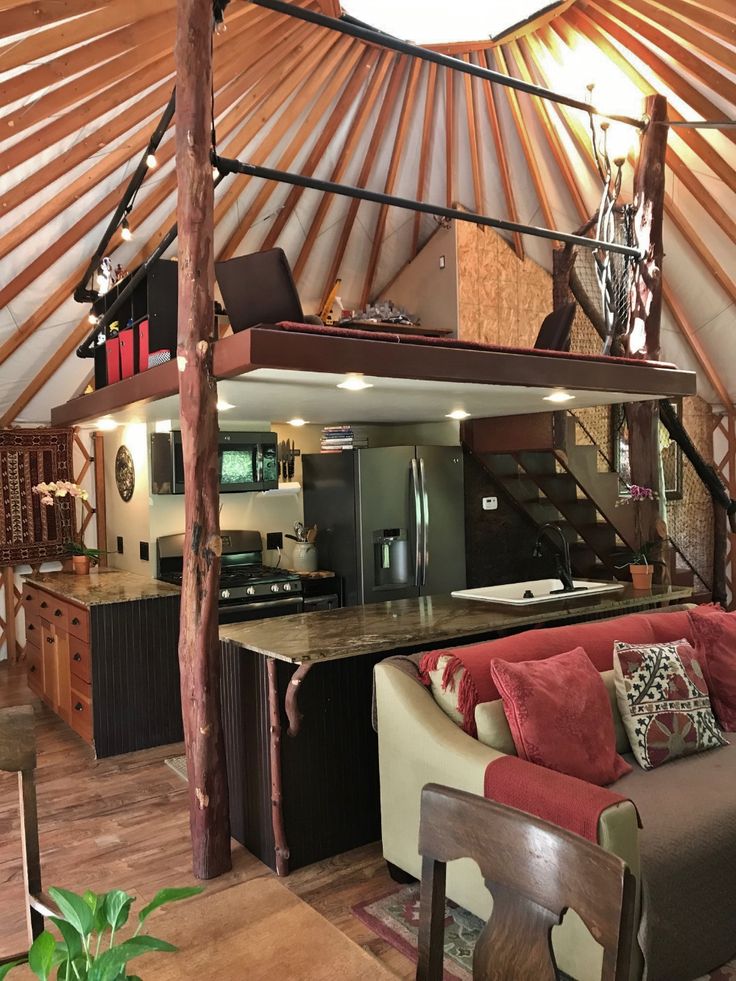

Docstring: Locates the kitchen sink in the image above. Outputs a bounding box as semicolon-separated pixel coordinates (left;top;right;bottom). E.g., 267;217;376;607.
451;579;625;606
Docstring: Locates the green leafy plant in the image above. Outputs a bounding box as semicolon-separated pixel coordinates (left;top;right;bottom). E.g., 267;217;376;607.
0;885;202;981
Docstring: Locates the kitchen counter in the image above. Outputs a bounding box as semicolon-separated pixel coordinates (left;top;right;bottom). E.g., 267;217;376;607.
219;583;693;664
24;569;181;607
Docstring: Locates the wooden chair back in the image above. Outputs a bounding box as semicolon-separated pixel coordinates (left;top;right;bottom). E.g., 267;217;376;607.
416;784;636;981
0;705;45;965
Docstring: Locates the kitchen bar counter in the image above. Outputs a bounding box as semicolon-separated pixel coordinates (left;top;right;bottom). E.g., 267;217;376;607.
219;583;693;664
25;568;181;607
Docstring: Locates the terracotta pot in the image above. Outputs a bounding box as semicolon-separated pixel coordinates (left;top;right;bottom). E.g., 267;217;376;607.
72;554;91;576
629;563;653;590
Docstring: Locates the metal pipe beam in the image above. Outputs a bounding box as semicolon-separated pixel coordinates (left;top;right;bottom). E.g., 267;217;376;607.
246;0;647;130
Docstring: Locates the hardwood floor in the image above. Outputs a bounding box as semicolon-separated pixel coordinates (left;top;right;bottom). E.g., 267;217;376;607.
0;661;413;978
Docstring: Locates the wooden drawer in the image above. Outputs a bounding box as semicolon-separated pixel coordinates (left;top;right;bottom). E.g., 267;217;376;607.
70;682;93;743
38;592;69;632
67;604;90;643
27;645;43;696
69;638;92;685
22;583;39;622
24;616;41;647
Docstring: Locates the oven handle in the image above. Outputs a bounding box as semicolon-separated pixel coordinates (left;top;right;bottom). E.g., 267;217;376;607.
222;596;303;614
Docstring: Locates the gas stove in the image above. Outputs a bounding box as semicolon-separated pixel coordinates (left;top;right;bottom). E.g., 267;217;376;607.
157;530;303;623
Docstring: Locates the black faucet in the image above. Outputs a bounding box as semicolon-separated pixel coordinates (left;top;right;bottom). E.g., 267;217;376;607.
533;523;579;593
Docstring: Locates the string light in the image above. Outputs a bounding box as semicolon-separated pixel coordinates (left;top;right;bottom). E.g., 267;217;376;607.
121;218;133;242
146;153;158;169
88;313;99;325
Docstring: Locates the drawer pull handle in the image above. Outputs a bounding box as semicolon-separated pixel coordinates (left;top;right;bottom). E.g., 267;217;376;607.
74;702;83;712
40;601;48;609
29;665;36;673
72;617;80;626
28;623;34;631
73;653;82;662
46;636;54;644
54;609;63;617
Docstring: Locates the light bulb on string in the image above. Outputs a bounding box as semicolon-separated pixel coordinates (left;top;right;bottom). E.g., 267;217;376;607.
121;218;133;242
146;153;158;169
88;312;99;325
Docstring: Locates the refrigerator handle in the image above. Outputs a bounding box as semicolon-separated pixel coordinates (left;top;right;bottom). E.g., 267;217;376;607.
419;456;429;586
410;458;422;587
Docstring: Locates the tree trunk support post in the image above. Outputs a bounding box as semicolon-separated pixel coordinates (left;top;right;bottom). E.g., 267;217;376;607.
175;0;231;880
625;94;669;584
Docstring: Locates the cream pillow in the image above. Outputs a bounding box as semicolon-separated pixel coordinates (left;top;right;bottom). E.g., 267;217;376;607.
425;656;466;726
475;699;517;755
601;669;632;756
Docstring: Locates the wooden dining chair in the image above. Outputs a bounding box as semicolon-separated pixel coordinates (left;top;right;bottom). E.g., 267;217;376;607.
0;705;56;966
416;784;636;981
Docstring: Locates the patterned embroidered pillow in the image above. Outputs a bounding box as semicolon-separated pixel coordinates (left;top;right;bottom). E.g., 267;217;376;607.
613;638;728;770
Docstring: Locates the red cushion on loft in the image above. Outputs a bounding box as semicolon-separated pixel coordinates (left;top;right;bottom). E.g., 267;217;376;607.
419;609;694;737
272;320;678;369
490;647;632;786
484;755;635;842
688;605;736;731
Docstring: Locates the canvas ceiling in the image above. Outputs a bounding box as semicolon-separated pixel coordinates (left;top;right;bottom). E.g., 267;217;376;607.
0;0;734;424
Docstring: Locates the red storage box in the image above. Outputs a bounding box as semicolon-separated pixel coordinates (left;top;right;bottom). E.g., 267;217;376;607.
119;329;136;380
105;335;121;384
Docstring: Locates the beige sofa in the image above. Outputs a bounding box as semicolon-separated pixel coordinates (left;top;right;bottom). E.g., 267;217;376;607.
374;606;736;981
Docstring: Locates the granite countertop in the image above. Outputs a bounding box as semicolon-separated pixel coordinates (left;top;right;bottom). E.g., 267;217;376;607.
219;583;693;664
25;569;181;607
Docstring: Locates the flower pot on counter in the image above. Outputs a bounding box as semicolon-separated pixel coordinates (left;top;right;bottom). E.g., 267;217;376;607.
629;563;653;590
72;555;91;576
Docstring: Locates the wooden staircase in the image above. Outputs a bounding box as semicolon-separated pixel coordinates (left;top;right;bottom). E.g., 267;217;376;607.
463;412;708;597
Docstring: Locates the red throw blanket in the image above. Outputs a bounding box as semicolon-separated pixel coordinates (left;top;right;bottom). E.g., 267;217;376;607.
419;610;694;737
274;320;677;369
484;756;638;843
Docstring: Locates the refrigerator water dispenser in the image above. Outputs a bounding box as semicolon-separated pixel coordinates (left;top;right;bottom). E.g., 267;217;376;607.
373;529;409;588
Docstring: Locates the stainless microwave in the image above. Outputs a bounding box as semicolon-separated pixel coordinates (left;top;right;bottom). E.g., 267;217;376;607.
151;431;278;494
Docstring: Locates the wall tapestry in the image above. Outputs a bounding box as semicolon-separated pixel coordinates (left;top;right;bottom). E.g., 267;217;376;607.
0;428;75;566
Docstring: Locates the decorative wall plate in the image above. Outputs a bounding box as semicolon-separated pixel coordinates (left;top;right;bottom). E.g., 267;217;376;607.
115;445;135;501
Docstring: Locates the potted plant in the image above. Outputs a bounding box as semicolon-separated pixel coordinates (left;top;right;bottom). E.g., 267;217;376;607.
615;483;659;590
32;481;104;575
0;884;202;980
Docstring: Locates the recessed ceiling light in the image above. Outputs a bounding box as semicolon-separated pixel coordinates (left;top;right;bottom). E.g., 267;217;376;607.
216;400;235;411
543;391;576;403
446;409;471;420
95;416;118;431
337;374;373;391
288;418;308;427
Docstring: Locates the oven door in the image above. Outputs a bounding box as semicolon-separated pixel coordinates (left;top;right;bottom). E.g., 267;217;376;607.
218;595;304;624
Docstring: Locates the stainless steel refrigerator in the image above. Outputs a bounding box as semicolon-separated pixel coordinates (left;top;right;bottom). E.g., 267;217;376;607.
302;445;466;606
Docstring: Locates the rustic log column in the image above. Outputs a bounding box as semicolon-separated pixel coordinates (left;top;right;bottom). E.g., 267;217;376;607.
175;0;231;879
625;94;669;584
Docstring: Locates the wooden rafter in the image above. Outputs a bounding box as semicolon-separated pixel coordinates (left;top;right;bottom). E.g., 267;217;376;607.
445;67;454;207
617;0;735;71
411;62;439;257
360;58;423;306
461;57;485;214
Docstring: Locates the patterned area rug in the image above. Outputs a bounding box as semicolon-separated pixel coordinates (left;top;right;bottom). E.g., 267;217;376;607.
352;885;736;981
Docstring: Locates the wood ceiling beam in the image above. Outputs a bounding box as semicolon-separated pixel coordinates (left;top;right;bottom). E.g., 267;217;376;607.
411;62;439;257
0;0;176;74
559;9;736;194
584;1;735;149
475;55;524;259
491;46;556;233
461;56;486;215
523;31;734;413
646;0;736;45
1;9;301;219
259;47;376;253
592;0;736;109
1;0;106;42
614;0;735;71
360;58;422;306
316;55;408;309
292;50;393;282
0;23;324;369
445;67;454;207
219;39;360;261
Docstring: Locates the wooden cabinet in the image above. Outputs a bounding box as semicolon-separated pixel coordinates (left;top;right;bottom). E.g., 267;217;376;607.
22;577;182;758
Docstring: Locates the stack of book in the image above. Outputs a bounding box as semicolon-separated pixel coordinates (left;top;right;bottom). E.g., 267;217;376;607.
320;426;369;452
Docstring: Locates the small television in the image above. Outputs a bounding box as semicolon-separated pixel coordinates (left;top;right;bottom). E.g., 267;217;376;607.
151;431;278;494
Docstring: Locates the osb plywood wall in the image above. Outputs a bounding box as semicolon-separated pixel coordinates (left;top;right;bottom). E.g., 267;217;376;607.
455;223;550;347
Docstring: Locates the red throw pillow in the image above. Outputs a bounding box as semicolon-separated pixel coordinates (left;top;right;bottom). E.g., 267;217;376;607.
688;606;736;731
489;647;631;786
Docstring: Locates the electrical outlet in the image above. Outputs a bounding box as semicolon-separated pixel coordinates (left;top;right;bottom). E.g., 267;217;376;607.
482;496;498;511
117;536;124;554
267;531;283;550
139;541;149;561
